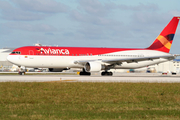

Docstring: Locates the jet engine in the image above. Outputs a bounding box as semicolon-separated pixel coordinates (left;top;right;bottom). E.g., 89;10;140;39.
84;62;105;72
48;68;69;72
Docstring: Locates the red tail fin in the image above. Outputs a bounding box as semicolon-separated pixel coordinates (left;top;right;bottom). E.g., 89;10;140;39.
147;17;180;53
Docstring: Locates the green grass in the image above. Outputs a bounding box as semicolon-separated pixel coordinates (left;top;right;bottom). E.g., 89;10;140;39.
0;82;180;119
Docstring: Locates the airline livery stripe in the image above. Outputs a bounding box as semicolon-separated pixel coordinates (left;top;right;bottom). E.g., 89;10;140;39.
164;42;172;50
156;35;171;49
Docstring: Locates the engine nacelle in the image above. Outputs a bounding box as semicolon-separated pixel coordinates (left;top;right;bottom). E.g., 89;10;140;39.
84;62;105;72
48;68;68;72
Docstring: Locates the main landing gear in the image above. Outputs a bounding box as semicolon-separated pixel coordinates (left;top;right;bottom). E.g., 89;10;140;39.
79;69;91;76
79;69;113;76
101;71;113;76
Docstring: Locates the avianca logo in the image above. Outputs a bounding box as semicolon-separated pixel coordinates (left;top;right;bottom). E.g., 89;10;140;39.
39;48;70;55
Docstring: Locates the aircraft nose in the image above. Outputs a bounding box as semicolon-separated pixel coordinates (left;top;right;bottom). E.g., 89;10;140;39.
7;55;21;66
7;55;11;61
7;55;14;63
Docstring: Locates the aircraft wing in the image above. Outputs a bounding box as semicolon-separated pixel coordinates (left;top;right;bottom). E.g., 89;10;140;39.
74;54;176;65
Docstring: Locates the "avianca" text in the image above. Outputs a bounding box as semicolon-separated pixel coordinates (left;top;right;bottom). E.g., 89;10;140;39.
41;48;69;55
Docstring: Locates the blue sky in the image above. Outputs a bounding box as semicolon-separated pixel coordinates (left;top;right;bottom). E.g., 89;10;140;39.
0;0;180;53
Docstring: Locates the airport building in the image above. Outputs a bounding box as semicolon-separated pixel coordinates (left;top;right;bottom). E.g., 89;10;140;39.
0;48;180;73
153;59;180;73
0;48;14;72
111;59;180;74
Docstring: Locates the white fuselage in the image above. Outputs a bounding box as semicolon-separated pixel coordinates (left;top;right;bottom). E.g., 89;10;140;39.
7;50;172;69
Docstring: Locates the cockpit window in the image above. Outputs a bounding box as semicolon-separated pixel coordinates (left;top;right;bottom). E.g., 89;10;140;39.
11;51;21;54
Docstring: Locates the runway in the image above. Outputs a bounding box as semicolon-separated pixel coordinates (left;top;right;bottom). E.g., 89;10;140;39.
1;73;180;83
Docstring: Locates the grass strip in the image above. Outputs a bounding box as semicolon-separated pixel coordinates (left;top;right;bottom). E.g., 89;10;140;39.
0;82;180;119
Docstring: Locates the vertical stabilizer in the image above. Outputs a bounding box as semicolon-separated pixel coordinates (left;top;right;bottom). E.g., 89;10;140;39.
147;17;180;53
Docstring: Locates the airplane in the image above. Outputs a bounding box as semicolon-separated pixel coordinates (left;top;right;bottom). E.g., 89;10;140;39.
7;17;180;76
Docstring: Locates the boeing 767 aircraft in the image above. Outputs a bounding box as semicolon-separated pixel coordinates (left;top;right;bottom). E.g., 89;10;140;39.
7;17;180;76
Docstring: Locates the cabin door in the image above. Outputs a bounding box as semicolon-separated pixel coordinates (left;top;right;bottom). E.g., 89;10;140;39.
29;50;34;59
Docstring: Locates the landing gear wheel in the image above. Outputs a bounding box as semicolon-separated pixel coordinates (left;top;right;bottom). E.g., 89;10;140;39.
101;71;113;76
18;72;25;75
79;72;91;76
107;72;112;76
79;68;91;76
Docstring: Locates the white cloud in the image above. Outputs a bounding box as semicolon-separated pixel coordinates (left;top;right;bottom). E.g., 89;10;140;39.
169;10;180;16
0;0;180;53
118;3;159;11
2;9;47;21
11;0;68;13
2;22;57;32
78;0;117;16
0;0;69;21
68;1;180;48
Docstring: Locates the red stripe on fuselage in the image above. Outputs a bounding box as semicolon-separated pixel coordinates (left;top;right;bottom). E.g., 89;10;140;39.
10;46;146;56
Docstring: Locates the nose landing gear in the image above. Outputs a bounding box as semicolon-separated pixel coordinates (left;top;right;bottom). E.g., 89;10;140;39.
18;66;26;75
18;71;25;75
